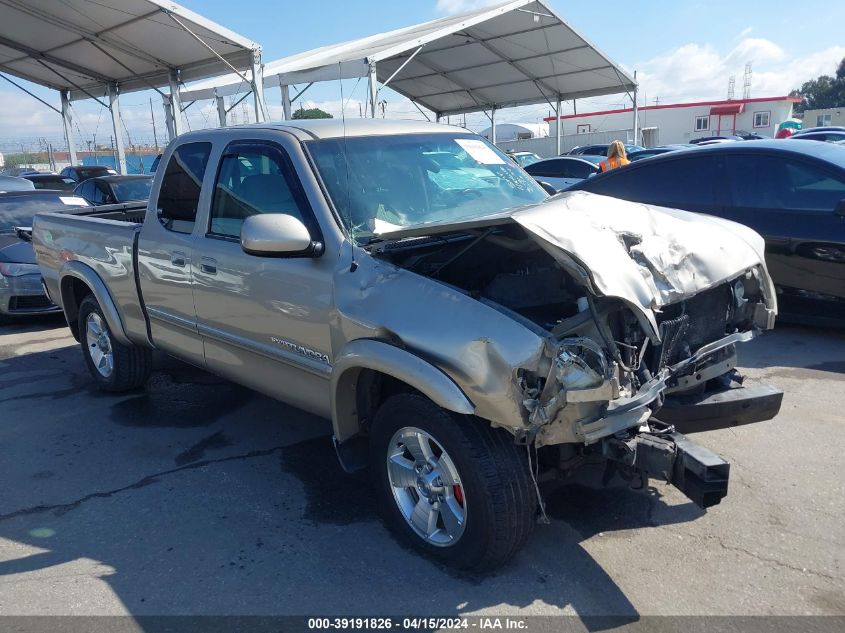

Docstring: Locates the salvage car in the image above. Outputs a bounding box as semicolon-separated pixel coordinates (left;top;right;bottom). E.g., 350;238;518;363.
568;139;845;326
0;190;89;320
33;120;782;570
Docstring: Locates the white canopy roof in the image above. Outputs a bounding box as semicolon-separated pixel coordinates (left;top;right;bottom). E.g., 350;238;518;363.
0;0;260;101
180;0;635;117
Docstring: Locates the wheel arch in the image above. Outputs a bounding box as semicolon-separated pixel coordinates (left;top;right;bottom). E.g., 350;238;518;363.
59;261;131;346
331;339;475;443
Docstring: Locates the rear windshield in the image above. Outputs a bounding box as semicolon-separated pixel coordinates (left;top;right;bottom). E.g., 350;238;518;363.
0;194;89;230
29;176;77;189
111;178;153;201
77;167;117;180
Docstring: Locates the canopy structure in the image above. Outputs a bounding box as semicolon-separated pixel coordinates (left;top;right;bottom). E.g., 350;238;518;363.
0;0;265;172
180;0;637;150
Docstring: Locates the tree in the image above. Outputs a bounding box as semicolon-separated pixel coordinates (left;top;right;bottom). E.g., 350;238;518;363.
790;56;845;115
292;107;333;120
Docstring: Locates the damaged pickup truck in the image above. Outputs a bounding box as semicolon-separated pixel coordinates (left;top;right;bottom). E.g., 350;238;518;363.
32;120;782;571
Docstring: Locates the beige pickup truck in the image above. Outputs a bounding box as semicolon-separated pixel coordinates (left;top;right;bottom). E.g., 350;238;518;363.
33;119;782;570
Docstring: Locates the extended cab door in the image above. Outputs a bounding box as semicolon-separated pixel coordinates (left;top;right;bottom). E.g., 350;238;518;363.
190;136;334;418
136;141;213;366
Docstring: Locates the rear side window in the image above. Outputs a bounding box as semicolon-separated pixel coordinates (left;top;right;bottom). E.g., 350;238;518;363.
724;154;845;212
525;161;556;178
582;156;719;210
565;161;596;179
156;142;212;233
209;141;313;238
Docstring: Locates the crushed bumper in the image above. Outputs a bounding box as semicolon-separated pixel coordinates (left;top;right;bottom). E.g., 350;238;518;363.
602;427;731;509
660;382;783;433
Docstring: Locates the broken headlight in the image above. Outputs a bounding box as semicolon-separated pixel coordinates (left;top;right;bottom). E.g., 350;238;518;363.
555;338;608;390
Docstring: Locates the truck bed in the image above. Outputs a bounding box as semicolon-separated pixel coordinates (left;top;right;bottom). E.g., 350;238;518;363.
32;202;149;343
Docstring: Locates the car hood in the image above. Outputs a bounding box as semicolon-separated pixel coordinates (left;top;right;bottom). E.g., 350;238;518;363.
0;230;35;264
374;191;775;334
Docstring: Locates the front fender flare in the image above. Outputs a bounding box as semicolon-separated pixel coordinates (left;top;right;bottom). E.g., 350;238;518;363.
60;261;132;346
331;339;475;442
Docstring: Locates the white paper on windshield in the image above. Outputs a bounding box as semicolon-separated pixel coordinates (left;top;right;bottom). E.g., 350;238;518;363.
59;196;89;206
455;139;506;165
373;218;404;234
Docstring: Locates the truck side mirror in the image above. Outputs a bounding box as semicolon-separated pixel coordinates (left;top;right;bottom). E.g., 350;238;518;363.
240;214;323;258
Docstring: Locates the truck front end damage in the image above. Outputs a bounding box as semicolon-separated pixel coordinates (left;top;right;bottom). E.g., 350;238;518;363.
369;191;782;509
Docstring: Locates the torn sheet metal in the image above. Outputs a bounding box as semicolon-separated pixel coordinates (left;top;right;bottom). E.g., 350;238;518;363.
511;191;777;332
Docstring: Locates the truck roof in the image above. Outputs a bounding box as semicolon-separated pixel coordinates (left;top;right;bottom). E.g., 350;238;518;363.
176;118;470;142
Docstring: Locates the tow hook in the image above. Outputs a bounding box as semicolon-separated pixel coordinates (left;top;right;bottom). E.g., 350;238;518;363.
602;426;730;508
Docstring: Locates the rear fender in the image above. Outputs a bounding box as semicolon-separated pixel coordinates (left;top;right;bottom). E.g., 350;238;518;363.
59;261;132;346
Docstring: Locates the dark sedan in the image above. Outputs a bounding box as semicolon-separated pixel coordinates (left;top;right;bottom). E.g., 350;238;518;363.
22;173;78;191
524;155;601;190
73;175;153;205
789;127;845;143
568;142;643;156
627;144;695;162
567;140;845;325
0;190;89;320
59;164;117;183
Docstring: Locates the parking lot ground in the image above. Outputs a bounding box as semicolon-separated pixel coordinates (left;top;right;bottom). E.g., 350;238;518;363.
0;316;843;617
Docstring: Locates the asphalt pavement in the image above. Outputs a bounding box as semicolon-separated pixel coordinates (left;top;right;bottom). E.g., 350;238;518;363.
0;315;843;616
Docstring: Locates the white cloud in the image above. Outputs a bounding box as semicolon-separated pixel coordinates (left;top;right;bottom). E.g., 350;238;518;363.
738;26;753;39
633;39;844;105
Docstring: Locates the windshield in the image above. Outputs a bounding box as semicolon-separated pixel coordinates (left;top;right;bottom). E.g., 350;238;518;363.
0;194;89;230
111;178;153;201
306;133;547;243
514;153;540;167
29;176;77;190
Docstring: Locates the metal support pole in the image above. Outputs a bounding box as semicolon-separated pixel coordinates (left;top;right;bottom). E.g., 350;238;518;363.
215;91;227;127
60;89;78;165
168;70;184;139
108;83;127;175
149;98;159;150
162;96;174;140
555;97;562;155
281;83;291;120
632;70;639;146
251;50;267;122
368;62;377;118
490;107;496;144
435;113;441;124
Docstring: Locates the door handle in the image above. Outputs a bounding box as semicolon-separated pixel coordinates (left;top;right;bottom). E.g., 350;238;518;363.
171;251;187;267
200;257;217;275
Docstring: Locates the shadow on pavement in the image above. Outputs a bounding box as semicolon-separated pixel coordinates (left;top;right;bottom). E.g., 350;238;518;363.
0;340;703;622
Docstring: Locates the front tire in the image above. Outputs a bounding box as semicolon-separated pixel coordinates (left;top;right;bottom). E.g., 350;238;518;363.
370;394;536;571
78;295;151;392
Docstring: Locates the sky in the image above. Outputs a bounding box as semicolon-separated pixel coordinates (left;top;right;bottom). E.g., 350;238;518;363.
1;0;844;153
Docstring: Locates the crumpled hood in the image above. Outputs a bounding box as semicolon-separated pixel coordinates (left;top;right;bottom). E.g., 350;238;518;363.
511;191;775;328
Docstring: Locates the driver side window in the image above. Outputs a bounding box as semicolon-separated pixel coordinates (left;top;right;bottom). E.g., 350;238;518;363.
209;141;309;238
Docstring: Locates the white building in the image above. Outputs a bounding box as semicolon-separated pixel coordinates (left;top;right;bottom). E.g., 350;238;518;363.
802;107;845;129
479;123;549;142
546;96;801;146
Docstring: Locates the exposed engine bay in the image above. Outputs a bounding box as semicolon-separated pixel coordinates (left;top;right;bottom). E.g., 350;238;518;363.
372;223;773;448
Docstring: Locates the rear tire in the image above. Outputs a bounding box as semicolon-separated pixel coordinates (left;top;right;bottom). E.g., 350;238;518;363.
78;295;151;392
370;393;536;571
